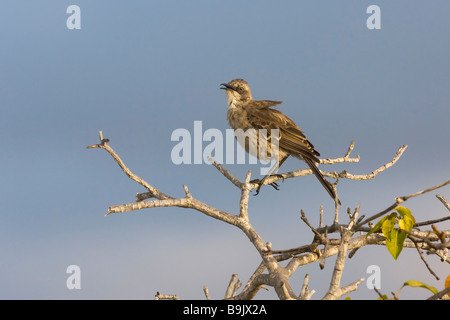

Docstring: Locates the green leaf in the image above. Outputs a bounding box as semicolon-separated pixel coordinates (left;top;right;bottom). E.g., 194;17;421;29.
397;207;414;241
386;228;406;260
366;215;389;238
398;217;413;233
396;206;415;227
381;213;397;238
401;280;438;295
395;206;411;217
365;207;416;261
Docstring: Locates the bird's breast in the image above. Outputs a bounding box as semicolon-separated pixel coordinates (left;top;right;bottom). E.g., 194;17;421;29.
227;105;280;162
227;104;251;130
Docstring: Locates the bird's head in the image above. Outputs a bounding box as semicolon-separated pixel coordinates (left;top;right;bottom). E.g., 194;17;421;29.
220;79;252;106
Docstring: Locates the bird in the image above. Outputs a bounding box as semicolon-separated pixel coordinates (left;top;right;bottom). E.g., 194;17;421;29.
220;78;341;205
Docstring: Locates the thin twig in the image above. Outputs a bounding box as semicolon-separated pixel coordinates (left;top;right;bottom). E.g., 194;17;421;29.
300;210;325;241
299;274;315;300
154;292;180;300
224;275;239;299
257;144;407;189
319;226;329;270
208;156;243;189
337;145;407;180
87;131;173;201
411;238;439;280
415;215;450;227
436;194;450;212
373;287;387;300
356;179;450;229
319;205;324;228
401;179;450;202
203;286;211;300
320;141;360;164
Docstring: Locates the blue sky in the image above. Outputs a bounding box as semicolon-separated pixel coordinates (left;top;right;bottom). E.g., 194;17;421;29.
1;1;449;299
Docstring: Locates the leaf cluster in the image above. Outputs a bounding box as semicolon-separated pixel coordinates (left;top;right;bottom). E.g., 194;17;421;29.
366;206;415;259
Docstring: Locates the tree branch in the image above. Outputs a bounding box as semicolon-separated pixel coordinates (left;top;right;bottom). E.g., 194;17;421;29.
87;131;173;201
436;194;450;212
355;179;450;230
154;292;180;300
89;131;450;300
336;145;407;180
253;143;407;190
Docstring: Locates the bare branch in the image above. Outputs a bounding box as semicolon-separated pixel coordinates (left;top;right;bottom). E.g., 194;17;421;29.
356;179;450;230
415;215;450;227
344;141;355;158
107;197;239;226
337;278;365;298
286;234;384;275
401;179;450;202
154;292;180;300
207;156;243;189
239;171;252;219
319;226;329;270
373;287;387;300
225;274;239;299
203;286;211;300
319;205;324;228
87;131;173;201
320;141;360;164
253;143;407;190
183;184;192;198
322;227;358;300
232;280;242;297
136;192;154;202
300;210;325;241
299;274;315;300
436;194;450;212
411;239;440;280
336;145;407;180
227;274;271;300
355;203;399;231
89;132;450;300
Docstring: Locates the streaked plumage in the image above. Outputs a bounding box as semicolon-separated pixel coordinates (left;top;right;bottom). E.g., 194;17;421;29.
221;79;340;205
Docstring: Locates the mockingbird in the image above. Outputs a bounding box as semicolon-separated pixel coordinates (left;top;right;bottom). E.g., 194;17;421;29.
220;78;341;205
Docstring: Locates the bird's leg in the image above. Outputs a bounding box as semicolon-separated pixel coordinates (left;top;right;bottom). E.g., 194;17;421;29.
251;156;289;195
252;176;279;195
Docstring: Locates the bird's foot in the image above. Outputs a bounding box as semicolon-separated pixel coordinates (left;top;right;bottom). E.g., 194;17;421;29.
251;176;283;196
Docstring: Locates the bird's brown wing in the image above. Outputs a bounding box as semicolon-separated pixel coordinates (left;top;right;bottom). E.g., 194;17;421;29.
244;101;320;162
248;100;283;109
245;101;340;205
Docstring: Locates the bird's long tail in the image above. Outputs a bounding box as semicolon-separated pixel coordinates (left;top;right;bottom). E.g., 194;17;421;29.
304;158;341;206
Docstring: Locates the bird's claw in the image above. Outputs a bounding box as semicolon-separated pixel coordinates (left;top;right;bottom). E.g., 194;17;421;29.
251;178;281;196
270;182;279;190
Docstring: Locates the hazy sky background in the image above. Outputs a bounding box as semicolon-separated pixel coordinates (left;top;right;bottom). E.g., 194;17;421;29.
1;1;449;299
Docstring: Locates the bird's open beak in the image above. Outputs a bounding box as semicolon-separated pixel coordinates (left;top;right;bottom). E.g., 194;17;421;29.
220;83;236;91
